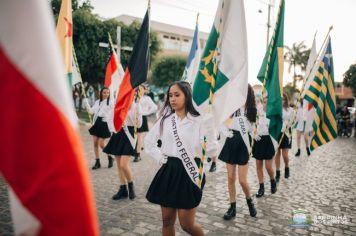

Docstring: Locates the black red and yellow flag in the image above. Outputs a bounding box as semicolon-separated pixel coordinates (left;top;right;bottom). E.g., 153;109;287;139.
114;10;150;132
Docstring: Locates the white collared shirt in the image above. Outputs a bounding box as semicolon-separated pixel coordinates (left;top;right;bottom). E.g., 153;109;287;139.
256;108;270;136
295;106;303;124
140;95;157;116
144;112;218;163
282;107;294;130
87;99;114;118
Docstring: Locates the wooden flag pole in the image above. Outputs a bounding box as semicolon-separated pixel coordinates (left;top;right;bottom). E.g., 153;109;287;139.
72;46;92;123
198;0;227;188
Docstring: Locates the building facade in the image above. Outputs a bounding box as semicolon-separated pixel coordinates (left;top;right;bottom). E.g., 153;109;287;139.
115;14;209;57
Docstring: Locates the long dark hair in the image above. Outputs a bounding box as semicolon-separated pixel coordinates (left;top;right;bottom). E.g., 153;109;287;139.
283;93;289;109
159;81;200;135
99;87;110;105
245;84;257;123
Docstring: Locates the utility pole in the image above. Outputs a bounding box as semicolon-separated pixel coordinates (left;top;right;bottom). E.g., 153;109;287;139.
99;26;133;62
266;0;272;49
259;0;274;49
117;26;121;60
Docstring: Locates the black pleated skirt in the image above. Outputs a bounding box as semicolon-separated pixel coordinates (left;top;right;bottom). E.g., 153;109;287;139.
252;135;275;160
103;126;135;156
146;157;205;209
219;130;249;165
278;131;292;149
88;117;111;138
137;115;149;133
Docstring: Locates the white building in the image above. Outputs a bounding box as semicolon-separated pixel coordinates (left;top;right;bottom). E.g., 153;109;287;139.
115;14;209;56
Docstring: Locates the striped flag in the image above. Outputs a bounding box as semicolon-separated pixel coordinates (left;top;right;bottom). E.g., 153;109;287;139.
304;37;337;151
0;1;99;235
257;0;285;142
302;36;318;132
182;18;201;85
114;9;150;132
192;0;248;129
56;0;73;86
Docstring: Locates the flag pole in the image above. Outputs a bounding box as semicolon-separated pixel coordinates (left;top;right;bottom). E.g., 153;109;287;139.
249;0;284;158
198;0;226;188
133;1;150;143
134;85;144;139
108;33;119;66
276;26;333;150
73;46;93;124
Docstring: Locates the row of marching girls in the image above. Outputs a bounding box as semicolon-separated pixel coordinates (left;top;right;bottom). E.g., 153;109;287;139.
84;86;143;200
218;87;294;220
254;93;293;200
141;82;291;235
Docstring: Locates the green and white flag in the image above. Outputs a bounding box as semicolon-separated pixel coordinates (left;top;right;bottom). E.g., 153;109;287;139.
257;0;285;142
192;0;248;129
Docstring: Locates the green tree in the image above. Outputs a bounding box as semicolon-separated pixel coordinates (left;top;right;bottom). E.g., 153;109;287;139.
150;56;186;87
50;0;92;19
73;9;106;84
50;0;79;16
284;41;310;88
343;63;356;97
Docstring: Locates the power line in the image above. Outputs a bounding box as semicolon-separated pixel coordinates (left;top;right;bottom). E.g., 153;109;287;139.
153;0;214;16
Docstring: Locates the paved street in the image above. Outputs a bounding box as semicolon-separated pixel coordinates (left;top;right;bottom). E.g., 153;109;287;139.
1;122;356;235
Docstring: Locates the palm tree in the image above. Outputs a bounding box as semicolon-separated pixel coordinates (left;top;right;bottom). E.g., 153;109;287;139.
284;41;310;89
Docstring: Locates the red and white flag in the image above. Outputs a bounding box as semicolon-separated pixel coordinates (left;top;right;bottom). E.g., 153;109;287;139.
104;44;125;100
0;1;99;235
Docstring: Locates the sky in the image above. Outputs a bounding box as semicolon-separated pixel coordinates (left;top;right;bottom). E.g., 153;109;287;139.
90;0;356;86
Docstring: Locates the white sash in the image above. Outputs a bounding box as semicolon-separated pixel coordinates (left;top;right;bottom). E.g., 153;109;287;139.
170;115;200;188
93;101;106;124
123;124;137;149
235;108;251;154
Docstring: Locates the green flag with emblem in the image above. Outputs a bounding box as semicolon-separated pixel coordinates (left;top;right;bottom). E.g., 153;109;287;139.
257;0;285;142
192;0;248;129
